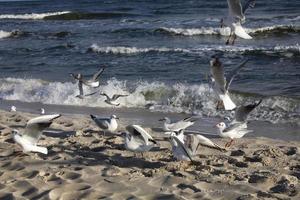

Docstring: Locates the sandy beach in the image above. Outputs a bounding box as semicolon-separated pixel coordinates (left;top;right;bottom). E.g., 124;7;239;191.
0;108;299;200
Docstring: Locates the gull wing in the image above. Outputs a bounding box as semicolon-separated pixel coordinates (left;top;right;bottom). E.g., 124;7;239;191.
100;92;111;100
210;57;226;93
23;114;61;143
90;115;109;129
227;0;245;21
194;134;226;152
171;136;193;162
225;59;249;91
111;94;128;101
92;67;105;81
234;100;262;122
242;0;256;14
84;91;97;97
127;125;156;145
78;80;84;96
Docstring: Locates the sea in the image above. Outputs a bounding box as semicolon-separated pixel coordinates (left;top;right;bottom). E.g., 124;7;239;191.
0;0;299;135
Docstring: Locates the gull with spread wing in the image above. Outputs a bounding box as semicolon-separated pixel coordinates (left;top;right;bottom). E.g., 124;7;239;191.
122;125;157;153
100;92;128;106
13;114;61;154
210;57;248;110
70;67;105;88
221;0;256;45
216;100;262;148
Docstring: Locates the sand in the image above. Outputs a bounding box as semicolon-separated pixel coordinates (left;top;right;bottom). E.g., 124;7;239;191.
0;109;299;200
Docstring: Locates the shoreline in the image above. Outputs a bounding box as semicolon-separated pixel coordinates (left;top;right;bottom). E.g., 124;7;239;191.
0;108;299;199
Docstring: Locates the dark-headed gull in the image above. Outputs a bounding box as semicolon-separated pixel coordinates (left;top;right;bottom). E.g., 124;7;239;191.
100;92;128;106
159;116;197;132
210;57;248;110
216;100;262;147
221;0;256;45
169;133;193;162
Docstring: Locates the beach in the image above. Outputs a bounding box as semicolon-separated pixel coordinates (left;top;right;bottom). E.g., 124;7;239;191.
0;106;299;200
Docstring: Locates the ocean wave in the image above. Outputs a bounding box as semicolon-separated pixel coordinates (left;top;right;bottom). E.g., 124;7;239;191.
158;25;300;36
88;44;189;54
0;11;71;20
0;11;139;20
0;30;12;39
0;77;298;124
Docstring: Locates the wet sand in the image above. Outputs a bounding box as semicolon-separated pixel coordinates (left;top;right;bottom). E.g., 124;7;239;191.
0;108;299;200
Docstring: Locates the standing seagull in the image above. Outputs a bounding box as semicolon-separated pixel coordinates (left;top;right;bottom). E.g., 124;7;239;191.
122;125;157;153
90;114;118;135
100;92;128;106
210;57;248;110
70;67;105;88
169;133;194;162
159;116;197;132
221;0;256;45
13;114;61;154
216;100;262;147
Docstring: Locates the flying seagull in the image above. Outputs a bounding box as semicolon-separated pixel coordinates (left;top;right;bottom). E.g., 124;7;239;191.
159;116;197;132
210;57;248;110
221;0;256;45
216;100;262;147
70;67;105;88
13;114;61;154
169;133;194;162
100;92;128;106
122;125;157;153
90;114;119;135
75;78;97;99
10;105;17;112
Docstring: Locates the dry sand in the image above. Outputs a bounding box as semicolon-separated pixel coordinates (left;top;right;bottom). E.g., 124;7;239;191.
0;109;299;200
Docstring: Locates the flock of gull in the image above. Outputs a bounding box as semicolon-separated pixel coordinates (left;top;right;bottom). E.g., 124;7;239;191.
11;0;261;162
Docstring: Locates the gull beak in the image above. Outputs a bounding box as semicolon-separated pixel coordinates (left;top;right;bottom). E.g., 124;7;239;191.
115;117;119;120
158;118;164;121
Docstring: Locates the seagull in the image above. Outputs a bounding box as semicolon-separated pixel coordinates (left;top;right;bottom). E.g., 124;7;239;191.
13;114;61;154
221;0;256;45
210;57;248;111
90;114;118;135
40;108;45;115
122;125;157;153
185;133;226;154
216;100;262;147
10;105;17;112
159;116;197;132
70;67;105;88
169;133;193;162
100;92;128;106
75;78;97;99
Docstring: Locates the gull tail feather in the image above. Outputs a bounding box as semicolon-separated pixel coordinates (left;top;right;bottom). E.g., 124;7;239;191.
221;93;236;110
234;24;252;39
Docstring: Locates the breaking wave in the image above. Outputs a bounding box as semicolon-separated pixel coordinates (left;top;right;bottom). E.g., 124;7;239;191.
88;44;189;54
0;11;71;20
158;25;300;36
0;11;139;20
0;30;12;39
88;44;300;57
0;77;299;124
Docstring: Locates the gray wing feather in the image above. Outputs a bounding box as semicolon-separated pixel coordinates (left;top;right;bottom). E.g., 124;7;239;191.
225;59;248;90
23;122;51;143
242;0;256;14
227;0;245;20
78;81;83;96
210;59;226;93
235;100;262;122
112;94;128;101
95;119;109;129
100;92;111;100
172;136;193;162
92;67;105;81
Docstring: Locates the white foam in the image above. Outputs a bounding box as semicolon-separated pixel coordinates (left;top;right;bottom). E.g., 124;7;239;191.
0;11;70;20
0;30;12;39
89;44;189;54
0;77;298;124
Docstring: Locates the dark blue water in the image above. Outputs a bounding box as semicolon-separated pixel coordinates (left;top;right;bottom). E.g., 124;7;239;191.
0;0;299;124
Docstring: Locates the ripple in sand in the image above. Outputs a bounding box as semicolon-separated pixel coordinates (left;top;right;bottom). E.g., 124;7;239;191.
59;171;82;180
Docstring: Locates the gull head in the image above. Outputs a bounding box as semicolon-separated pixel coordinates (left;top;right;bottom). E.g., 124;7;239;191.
111;115;119;119
216;122;226;131
159;117;170;122
210;56;222;68
12;129;21;143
